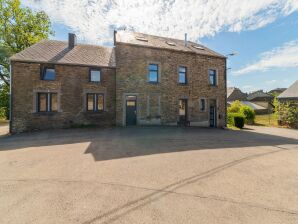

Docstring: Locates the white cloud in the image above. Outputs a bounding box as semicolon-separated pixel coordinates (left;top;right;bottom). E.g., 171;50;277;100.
266;79;277;85
233;40;298;75
22;0;298;44
241;85;259;93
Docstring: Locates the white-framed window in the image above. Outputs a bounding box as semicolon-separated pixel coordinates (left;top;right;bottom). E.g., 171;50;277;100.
90;69;101;82
148;64;159;83
178;66;187;84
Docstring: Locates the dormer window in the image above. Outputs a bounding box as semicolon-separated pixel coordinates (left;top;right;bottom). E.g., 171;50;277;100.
166;41;176;46
192;45;205;50
42;67;56;81
135;36;148;42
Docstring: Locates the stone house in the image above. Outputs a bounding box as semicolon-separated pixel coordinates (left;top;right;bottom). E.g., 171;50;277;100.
277;80;298;107
247;90;273;114
227;87;268;114
10;31;227;133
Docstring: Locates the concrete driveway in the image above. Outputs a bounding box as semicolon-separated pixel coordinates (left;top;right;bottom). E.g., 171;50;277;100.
0;126;298;224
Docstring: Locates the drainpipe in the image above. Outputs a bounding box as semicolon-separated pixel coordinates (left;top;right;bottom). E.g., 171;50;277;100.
9;63;12;134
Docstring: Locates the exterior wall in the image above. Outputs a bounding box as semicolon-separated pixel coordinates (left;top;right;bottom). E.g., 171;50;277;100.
10;62;115;133
115;43;227;128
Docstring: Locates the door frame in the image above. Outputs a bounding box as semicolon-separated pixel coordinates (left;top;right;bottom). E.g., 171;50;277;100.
209;98;218;127
178;98;188;122
122;93;139;126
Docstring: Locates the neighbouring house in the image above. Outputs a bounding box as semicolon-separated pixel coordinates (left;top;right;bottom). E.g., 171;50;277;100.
277;80;298;107
227;87;267;114
247;90;273;114
10;31;227;133
227;87;247;102
268;88;287;96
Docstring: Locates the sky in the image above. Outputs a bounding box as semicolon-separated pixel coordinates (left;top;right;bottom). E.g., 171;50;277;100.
21;0;298;93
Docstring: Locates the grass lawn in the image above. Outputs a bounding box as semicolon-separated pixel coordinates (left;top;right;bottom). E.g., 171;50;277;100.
254;114;279;127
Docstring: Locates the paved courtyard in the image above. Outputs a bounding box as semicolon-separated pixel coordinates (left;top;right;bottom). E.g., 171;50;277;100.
0;126;298;224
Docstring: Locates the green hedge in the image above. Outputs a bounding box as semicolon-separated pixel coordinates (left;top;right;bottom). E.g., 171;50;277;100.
234;115;245;128
228;113;245;128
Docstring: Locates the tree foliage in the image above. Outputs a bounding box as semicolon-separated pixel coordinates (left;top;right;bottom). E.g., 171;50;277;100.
278;102;298;128
0;0;53;85
0;83;9;119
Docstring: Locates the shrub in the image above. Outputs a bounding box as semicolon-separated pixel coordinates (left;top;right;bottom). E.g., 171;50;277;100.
234;114;245;129
227;100;242;113
240;105;255;124
0;107;6;120
227;113;238;126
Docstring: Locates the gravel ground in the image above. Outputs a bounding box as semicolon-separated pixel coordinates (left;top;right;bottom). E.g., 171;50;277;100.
0;126;298;224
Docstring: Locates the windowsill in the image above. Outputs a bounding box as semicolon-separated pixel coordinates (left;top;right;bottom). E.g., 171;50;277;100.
148;82;159;85
41;79;56;81
89;81;101;84
85;110;105;113
178;83;188;86
209;84;218;87
33;111;59;115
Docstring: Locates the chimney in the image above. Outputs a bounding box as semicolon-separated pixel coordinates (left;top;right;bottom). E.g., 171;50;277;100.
113;30;117;46
184;33;187;47
68;33;76;48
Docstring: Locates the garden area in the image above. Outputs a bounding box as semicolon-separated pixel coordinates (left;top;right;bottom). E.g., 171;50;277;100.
228;100;298;129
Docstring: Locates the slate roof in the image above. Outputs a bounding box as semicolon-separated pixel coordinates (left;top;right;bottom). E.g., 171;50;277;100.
227;101;266;110
10;40;116;67
268;88;287;94
278;80;298;99
247;90;273;101
116;31;226;58
227;87;247;101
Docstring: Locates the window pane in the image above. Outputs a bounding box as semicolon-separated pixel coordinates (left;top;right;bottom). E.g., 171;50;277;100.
38;93;47;112
179;73;186;83
200;99;205;111
209;69;215;75
97;94;104;111
51;93;58;111
209;69;216;85
90;70;100;82
87;94;94;111
149;64;158;71
43;68;56;80
209;74;214;85
179;67;186;73
149;71;158;82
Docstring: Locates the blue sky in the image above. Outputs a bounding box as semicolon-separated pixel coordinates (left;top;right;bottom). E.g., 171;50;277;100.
22;0;298;93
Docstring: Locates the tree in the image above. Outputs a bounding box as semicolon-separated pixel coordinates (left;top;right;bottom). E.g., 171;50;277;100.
0;0;53;85
0;83;9;119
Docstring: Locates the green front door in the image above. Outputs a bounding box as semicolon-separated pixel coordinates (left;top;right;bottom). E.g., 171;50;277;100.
126;97;137;126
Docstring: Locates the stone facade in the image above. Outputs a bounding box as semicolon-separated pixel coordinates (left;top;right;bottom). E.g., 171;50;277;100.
10;35;227;133
10;62;115;133
115;43;227;128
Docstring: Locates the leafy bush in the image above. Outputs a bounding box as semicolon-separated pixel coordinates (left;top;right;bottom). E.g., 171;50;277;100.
278;102;298;128
228;113;238;126
240;105;255;124
228;101;255;127
234;114;245;129
0;84;9;119
0;107;6;120
227;100;242;113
